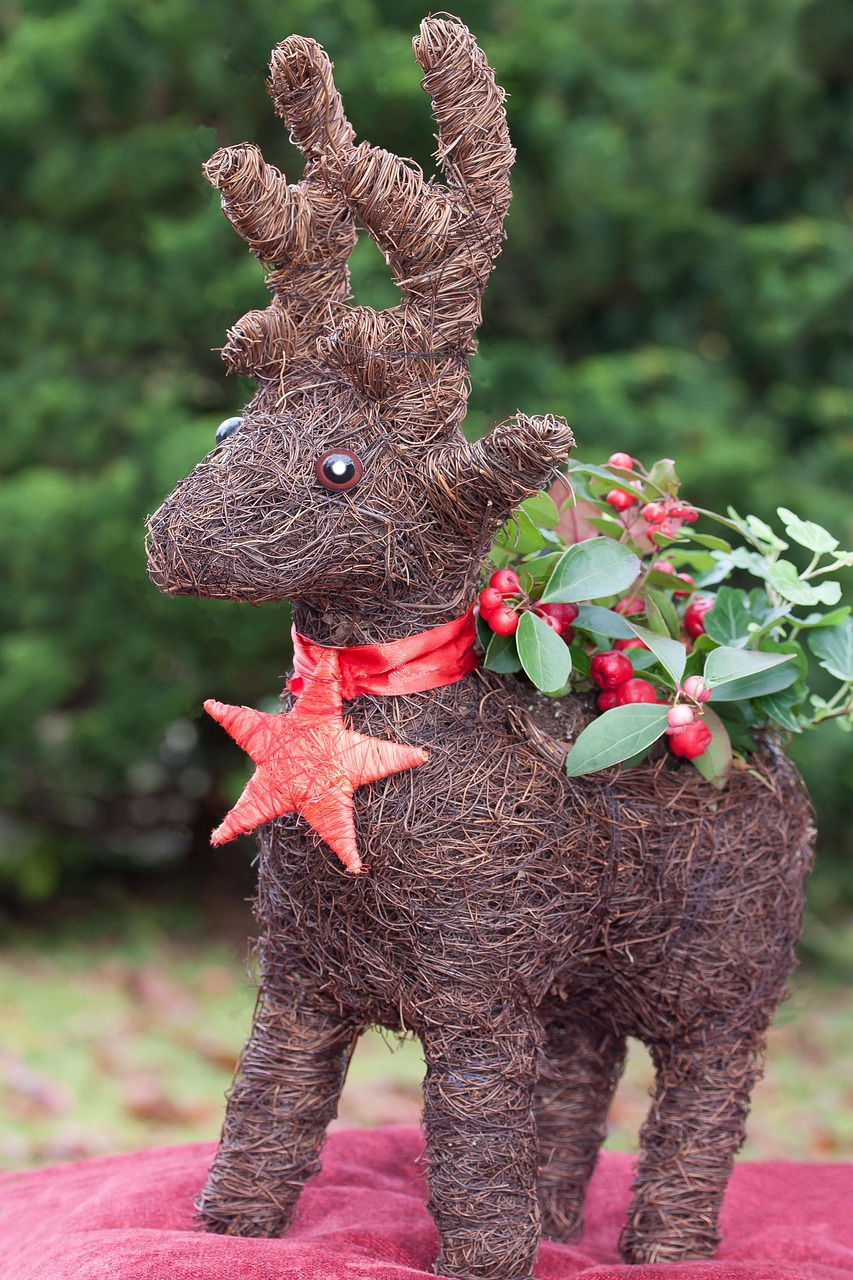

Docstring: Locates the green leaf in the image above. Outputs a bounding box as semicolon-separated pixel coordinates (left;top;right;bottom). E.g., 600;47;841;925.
519;492;559;530
573;605;635;639
756;686;806;732
704;587;755;647
625;623;686;686
704;646;797;701
542;538;641;604
564;705;670;777
795;606;850;630
715;547;772;581
704;646;794;685
518;552;562;585
744;513;788;553
683;533;732;553
568;645;591;680
689;707;732;786
475;613;492;650
808;619;853;682
765;560;842;606
646;457;679;495
483;631;522;674
776;507;839;555
669;549;717;571
495;508;545;556
645;586;680;639
587;515;627;538
516;610;572;692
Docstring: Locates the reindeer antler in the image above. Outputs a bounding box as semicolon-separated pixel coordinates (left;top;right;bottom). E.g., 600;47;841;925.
320;17;515;442
203;37;357;383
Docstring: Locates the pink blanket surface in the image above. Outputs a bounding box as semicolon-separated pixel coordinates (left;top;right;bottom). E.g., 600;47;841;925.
0;1127;850;1280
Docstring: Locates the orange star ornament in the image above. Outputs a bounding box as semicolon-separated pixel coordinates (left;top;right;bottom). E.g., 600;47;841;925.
205;649;428;873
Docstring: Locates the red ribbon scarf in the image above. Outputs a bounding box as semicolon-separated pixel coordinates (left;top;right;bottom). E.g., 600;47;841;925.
205;607;478;873
289;605;478;699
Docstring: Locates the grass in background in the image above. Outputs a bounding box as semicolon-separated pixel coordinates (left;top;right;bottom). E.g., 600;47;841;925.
1;909;850;1170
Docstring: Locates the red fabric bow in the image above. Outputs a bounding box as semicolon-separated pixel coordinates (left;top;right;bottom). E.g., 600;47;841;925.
205;608;477;872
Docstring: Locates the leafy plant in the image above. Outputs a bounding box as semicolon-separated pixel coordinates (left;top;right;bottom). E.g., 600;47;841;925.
480;455;852;783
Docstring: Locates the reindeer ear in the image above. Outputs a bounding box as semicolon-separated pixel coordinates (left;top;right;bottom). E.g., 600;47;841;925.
430;414;575;529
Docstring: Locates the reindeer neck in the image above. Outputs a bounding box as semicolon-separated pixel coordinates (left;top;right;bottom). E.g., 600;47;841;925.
291;575;480;647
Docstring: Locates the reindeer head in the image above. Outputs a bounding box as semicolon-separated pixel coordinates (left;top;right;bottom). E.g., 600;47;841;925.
146;18;573;641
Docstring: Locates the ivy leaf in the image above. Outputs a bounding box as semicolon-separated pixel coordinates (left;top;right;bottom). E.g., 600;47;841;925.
776;507;839;555
573;605;635;639
519;492;560;529
625;622;686;686
704;587;756;648
764;560;842;606
542;538;641;604
744;513;788;553
564;705;670;777
795;606;850;630
808;619;853;682
704;646;797;701
689;707;732;787
516;610;572;692
483;630;522;674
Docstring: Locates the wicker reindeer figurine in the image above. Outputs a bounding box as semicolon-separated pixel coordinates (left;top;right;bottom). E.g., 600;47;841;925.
147;19;814;1280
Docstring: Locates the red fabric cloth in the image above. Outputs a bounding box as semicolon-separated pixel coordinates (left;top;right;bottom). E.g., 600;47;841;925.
0;1128;850;1280
289;606;479;700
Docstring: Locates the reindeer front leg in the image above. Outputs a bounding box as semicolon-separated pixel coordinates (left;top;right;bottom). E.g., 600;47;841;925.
198;942;362;1236
420;996;541;1280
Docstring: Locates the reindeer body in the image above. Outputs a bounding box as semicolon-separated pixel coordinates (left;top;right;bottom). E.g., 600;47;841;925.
147;20;814;1279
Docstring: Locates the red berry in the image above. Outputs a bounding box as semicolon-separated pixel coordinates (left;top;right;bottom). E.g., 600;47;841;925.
597;689;619;711
490;568;520;595
561;625;575;644
669;503;686;519
606;488;637;512
540;613;561;632
614;637;648;651
681;507;699;524
479;587;504;615
641;502;666;524
614;597;644;616
684;597;713;638
539;602;579;629
673;572;694;598
488;606;519;635
590;650;634;690
652;560;675;575
668;719;713;759
615;678;658;705
607;452;634;470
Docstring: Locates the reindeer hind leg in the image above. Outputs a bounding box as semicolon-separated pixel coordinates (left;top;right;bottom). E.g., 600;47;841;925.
620;1028;767;1263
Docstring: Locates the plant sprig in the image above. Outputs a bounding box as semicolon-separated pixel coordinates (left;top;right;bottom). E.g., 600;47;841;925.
479;452;852;782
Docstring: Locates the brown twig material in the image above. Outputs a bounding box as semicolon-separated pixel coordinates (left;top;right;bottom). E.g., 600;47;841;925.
146;16;817;1280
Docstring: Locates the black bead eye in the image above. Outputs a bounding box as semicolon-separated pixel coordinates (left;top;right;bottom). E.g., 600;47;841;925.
315;448;363;492
215;416;242;444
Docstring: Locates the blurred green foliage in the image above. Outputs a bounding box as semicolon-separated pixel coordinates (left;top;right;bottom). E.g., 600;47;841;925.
1;0;851;918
